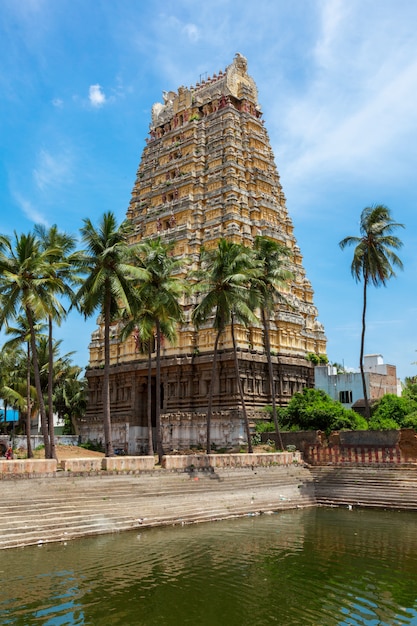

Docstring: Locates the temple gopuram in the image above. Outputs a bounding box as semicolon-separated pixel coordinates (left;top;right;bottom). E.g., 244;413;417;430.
81;54;327;453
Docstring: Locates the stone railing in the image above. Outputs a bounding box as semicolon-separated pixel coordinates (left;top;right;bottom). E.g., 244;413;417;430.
305;444;404;466
306;429;417;466
265;429;417;467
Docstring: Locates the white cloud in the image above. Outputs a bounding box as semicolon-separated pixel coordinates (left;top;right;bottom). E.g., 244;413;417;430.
12;192;49;226
89;84;107;107
270;0;417;190
314;0;351;72
33;149;73;191
182;23;200;43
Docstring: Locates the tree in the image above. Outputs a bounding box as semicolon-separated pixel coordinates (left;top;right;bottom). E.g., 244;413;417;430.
128;237;185;462
282;388;368;433
339;205;404;420
53;364;87;435
192;239;258;453
3;315;46;457
252;236;293;449
0;345;26;435
124;315;157;456
75;212;139;457
121;311;177;458
402;376;417;402
34;224;78;459
369;393;417;430
0;232;65;457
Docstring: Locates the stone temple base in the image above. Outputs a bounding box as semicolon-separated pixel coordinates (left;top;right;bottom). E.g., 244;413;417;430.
81;351;314;454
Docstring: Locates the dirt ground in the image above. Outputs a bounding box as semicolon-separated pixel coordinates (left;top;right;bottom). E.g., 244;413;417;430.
29;443;275;460
57;445;105;460
31;445;105;461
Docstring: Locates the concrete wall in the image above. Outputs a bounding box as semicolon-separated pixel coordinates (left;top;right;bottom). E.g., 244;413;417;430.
2;435;79;451
337;430;399;446
262;430;323;450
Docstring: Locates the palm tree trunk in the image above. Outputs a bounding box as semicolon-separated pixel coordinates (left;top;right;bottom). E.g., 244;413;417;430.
231;316;253;453
360;277;370;420
262;309;284;450
26;341;33;458
147;341;154;456
26;307;50;458
206;330;221;455
155;319;163;464
103;288;114;457
48;315;57;460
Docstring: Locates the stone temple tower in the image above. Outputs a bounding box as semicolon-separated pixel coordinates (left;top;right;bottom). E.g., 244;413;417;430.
83;54;326;453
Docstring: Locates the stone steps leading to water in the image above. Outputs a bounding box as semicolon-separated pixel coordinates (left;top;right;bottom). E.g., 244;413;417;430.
0;465;315;550
4;464;417;550
311;466;417;509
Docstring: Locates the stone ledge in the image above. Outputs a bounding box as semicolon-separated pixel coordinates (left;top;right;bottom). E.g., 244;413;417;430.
101;456;155;472
0;459;57;477
60;458;103;472
162;451;301;470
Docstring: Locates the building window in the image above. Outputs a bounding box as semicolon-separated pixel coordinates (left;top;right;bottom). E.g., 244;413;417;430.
339;390;353;404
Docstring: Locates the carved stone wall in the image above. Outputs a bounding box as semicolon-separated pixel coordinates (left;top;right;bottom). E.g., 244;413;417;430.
83;54;326;452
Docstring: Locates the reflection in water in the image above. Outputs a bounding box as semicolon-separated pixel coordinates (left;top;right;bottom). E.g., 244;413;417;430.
1;507;417;625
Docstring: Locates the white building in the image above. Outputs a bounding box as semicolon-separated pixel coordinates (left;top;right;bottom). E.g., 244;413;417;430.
314;354;401;409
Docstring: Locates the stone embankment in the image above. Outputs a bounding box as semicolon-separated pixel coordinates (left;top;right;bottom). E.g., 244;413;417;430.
0;459;314;550
311;466;417;509
3;453;417;551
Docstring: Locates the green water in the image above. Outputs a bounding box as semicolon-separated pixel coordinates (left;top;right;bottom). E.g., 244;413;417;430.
1;507;417;625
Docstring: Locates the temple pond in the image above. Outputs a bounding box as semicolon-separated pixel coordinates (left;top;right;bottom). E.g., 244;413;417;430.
2;506;417;625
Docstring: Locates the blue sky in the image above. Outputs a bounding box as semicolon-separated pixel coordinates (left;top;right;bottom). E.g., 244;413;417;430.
1;0;417;381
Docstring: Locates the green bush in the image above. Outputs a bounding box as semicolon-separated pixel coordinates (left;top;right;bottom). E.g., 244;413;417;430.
399;411;417;430
371;394;417;427
368;416;400;430
281;388;368;434
251;433;262;446
80;440;104;453
255;420;276;433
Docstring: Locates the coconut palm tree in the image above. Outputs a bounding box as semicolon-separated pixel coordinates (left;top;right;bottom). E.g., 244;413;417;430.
34;224;78;458
192;239;258;453
252;236;293;449
3;315;47;457
36;337;83;436
339;205;404;419
54;369;87;435
0;346;25;434
0;232;64;457
129;237;186;462
75;212;140;457
121;311;177;457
